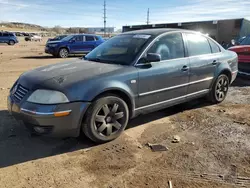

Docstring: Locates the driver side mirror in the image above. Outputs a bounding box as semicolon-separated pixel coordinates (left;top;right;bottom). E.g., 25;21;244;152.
70;39;76;43
146;53;161;63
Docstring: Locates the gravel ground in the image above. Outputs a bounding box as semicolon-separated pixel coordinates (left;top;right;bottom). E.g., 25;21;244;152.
0;38;249;188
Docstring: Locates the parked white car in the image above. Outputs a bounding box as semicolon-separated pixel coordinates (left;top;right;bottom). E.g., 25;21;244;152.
25;35;42;42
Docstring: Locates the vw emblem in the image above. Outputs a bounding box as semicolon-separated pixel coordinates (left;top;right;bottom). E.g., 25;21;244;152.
12;85;18;95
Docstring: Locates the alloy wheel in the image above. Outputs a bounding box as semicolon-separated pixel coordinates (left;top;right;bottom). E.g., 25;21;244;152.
94;103;125;137
215;76;229;102
9;41;14;45
59;48;68;58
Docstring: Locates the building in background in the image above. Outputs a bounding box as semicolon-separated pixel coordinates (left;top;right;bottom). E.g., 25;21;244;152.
123;18;250;43
86;27;115;34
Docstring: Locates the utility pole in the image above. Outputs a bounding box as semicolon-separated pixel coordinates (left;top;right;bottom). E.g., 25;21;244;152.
146;8;150;25
103;0;107;37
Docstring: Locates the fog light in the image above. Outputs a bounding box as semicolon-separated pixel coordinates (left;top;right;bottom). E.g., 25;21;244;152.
34;126;46;134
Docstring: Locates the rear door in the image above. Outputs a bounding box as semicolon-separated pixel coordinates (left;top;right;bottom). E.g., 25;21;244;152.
82;35;97;52
70;35;84;53
184;33;217;94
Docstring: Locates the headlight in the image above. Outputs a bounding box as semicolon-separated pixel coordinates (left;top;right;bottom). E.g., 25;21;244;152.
27;90;69;104
49;44;58;47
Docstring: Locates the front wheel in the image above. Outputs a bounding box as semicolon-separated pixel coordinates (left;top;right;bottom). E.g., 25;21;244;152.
8;40;15;45
58;48;69;58
82;96;129;143
207;74;229;103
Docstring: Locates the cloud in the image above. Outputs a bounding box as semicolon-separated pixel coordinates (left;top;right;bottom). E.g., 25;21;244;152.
148;0;250;24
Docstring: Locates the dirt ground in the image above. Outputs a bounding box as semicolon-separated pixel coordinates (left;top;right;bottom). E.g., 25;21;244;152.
0;38;250;188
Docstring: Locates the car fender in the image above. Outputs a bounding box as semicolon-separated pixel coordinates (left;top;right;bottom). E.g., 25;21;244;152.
78;80;136;113
57;43;70;53
210;62;232;88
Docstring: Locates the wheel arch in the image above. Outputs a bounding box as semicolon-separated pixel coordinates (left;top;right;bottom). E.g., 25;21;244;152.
58;46;70;54
218;69;232;83
92;88;135;119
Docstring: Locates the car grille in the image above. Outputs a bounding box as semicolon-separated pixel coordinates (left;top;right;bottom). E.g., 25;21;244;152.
12;84;29;102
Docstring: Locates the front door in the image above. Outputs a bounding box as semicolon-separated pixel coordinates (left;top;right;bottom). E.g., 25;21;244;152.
136;32;189;112
184;33;218;94
70;35;84;53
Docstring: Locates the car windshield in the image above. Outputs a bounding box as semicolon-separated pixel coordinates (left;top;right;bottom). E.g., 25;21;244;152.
55;35;67;40
84;34;151;65
240;36;250;45
61;35;74;41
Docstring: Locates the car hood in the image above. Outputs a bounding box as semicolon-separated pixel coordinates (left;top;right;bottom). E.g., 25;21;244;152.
19;59;125;89
46;40;62;44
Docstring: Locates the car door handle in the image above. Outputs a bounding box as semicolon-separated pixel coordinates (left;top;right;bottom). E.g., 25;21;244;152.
212;60;217;65
181;65;189;72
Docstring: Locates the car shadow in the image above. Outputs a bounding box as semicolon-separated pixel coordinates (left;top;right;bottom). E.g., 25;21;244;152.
0;98;210;168
231;76;250;87
0;110;95;168
127;98;210;129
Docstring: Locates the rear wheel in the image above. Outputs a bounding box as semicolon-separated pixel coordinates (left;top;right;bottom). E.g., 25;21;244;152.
82;95;129;143
207;74;229;103
58;48;69;58
8;40;15;45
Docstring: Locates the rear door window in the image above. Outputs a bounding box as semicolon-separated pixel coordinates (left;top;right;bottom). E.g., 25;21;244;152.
85;36;95;41
186;33;212;56
208;39;221;53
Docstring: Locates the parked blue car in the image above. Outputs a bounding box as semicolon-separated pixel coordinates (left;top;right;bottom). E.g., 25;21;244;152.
0;32;19;45
45;34;104;58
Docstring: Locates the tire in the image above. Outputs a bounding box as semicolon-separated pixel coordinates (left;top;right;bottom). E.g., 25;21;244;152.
58;48;69;58
82;95;129;143
8;40;15;45
207;74;229;103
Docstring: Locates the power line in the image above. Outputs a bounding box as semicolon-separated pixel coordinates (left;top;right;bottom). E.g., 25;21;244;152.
146;8;150;25
103;0;107;37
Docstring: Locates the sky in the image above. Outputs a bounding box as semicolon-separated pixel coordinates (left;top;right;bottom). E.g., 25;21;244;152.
0;0;250;29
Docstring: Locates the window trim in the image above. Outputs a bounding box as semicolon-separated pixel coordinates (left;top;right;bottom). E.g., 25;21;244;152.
135;32;187;66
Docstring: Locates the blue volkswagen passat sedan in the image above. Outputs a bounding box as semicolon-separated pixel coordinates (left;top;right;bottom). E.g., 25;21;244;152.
8;29;238;143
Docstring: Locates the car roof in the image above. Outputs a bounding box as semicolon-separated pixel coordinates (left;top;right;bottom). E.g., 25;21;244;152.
121;28;199;36
69;34;99;37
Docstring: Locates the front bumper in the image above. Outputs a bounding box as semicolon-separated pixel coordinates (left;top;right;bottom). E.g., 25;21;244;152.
45;46;57;55
7;96;90;137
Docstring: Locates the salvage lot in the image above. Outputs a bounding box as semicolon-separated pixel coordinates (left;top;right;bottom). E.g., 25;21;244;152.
0;38;250;188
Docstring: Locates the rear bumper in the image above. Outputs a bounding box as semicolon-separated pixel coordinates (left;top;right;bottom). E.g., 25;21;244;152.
231;70;238;83
7;96;90;137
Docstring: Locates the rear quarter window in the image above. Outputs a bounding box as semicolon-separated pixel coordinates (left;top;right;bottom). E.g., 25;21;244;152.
209;39;221;53
186;33;212;56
